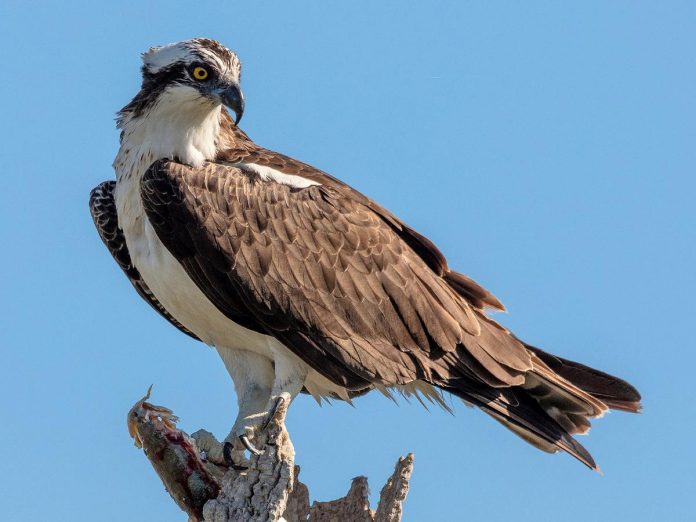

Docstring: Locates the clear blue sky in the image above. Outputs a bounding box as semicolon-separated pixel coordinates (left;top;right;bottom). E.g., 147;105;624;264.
1;2;693;520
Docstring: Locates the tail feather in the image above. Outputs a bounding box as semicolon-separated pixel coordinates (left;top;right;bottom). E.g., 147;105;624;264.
438;342;641;471
525;344;642;413
523;362;606;435
443;381;598;470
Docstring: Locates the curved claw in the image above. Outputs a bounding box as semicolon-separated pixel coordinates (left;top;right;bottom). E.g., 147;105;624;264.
223;441;248;470
239;434;264;456
261;395;287;431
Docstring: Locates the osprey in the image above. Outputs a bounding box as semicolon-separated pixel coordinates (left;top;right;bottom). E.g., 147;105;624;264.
91;38;641;470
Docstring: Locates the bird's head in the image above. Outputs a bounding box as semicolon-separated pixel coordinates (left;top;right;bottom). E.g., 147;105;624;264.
120;38;244;125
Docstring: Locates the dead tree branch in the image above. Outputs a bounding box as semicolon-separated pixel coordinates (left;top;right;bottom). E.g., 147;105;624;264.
127;390;414;522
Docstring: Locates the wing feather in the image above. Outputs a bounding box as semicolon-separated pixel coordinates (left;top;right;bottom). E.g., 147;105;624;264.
140;159;531;392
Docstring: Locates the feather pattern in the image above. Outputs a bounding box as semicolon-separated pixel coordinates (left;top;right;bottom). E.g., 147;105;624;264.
95;77;642;470
140;158;531;390
135;124;642;470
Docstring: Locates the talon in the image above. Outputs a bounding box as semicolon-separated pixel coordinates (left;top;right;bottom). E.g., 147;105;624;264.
239;434;264;456
261;395;286;431
223;441;248;470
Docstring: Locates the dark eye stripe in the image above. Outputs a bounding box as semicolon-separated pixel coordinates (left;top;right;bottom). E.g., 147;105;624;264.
121;62;190;118
120;59;221;119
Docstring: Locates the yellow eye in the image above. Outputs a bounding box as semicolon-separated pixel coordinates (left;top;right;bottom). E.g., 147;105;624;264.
192;67;209;80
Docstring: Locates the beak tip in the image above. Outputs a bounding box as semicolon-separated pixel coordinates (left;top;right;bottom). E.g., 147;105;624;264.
219;83;244;126
233;97;245;125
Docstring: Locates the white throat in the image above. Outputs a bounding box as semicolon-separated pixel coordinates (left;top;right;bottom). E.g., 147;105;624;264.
113;87;223;259
115;87;222;178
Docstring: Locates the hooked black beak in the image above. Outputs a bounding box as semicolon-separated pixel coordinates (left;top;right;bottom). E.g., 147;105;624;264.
218;83;245;125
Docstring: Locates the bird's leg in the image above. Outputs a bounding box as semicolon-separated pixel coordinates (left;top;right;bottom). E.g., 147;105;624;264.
240;347;309;453
266;349;308;420
212;348;275;468
224;378;275;467
211;346;308;466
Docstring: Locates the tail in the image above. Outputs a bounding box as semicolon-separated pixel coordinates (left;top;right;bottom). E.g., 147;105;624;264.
440;342;641;471
525;344;642;413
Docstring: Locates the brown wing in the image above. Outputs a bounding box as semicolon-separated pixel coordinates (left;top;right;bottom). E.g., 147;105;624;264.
217;147;506;312
140;159;533;392
89;180;200;341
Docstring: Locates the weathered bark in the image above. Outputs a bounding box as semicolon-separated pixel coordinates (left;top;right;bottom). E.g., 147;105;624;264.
373;455;414;522
128;390;413;522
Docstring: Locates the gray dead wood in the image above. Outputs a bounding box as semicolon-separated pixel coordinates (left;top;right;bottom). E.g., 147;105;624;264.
130;391;413;522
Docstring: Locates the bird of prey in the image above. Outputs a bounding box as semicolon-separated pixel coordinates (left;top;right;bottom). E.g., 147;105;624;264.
91;38;641;470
